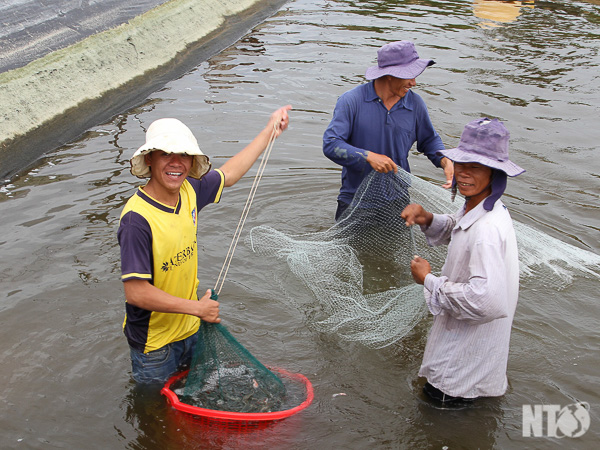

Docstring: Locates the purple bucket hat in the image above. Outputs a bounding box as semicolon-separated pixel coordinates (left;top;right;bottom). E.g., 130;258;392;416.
439;118;525;177
365;41;435;80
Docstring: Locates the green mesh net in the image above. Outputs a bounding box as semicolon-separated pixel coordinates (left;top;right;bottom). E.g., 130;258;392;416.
248;169;600;348
178;302;287;413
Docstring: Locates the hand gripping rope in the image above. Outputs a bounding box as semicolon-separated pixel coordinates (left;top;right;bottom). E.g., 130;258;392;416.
161;118;314;423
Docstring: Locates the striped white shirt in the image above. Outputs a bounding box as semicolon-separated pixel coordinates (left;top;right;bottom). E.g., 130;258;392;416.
419;199;520;398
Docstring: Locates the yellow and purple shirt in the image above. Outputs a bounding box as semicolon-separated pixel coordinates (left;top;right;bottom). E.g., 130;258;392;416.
118;170;224;353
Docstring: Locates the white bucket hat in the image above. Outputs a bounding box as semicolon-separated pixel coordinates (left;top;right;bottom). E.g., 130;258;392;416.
130;118;211;179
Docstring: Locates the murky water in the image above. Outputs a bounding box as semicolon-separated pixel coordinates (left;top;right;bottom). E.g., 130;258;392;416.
1;0;599;448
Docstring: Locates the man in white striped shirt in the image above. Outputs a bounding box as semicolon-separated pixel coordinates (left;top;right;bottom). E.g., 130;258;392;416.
401;118;525;404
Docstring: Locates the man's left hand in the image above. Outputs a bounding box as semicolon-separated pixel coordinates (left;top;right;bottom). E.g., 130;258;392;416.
410;255;431;285
269;105;292;137
440;157;454;189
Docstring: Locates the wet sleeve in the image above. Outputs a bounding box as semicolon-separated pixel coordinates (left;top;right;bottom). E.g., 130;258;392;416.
323;93;370;171
118;211;153;282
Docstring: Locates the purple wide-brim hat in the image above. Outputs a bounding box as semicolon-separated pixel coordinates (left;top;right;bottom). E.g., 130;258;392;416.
438;118;525;177
365;40;435;80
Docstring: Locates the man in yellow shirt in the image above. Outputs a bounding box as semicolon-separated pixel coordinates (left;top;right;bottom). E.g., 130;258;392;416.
118;106;291;384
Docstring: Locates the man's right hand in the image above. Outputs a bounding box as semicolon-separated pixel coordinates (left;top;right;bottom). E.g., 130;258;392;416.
196;289;221;323
366;151;398;173
401;203;433;227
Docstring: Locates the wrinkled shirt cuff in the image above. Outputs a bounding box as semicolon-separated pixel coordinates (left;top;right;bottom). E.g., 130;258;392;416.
424;273;446;315
421;213;443;234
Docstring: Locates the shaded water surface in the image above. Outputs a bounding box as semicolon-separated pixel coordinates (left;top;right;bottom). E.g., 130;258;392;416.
0;0;599;448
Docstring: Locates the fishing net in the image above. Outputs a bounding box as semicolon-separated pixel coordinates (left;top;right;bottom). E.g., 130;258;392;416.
161;295;313;420
248;169;600;349
179;320;286;413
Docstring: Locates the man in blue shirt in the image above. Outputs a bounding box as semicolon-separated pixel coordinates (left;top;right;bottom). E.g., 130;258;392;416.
323;41;454;220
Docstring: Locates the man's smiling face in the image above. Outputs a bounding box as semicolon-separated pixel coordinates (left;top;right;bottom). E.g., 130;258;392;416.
454;162;493;206
145;150;193;197
388;76;416;99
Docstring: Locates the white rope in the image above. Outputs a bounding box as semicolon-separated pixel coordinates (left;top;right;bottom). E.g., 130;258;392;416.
213;124;279;295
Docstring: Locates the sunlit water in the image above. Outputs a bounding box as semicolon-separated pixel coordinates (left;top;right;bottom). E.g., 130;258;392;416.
0;0;599;448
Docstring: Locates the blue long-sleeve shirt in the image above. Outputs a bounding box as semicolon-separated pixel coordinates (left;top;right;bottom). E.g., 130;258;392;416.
323;81;445;204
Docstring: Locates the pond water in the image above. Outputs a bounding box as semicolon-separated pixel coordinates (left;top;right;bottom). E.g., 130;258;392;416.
0;0;598;448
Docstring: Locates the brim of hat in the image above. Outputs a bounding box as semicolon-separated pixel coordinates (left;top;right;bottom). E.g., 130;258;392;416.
365;59;435;80
438;147;525;177
129;148;211;179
